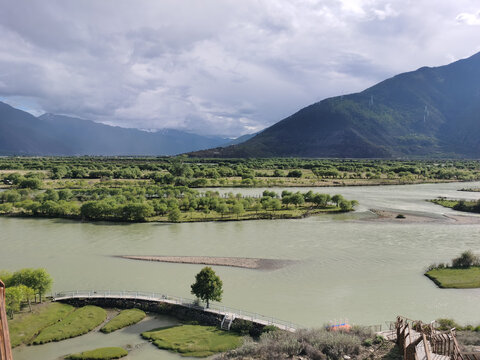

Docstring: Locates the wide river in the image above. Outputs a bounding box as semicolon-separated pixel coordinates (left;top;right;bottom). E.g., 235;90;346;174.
2;181;480;359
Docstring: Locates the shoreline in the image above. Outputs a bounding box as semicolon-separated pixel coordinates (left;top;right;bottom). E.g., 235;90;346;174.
367;209;480;225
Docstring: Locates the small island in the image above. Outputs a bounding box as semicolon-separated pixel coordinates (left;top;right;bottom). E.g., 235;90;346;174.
425;250;480;288
431;197;480;215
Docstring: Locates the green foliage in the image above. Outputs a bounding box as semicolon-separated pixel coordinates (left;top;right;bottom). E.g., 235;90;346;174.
436;318;461;331
5;286;23;318
191;267;223;308
7;302;74;347
432;198;480;214
100;308;146;333
141;325;242;357
452;250;479;268
66;347;128;360
4;268;52;303
33;305;107;344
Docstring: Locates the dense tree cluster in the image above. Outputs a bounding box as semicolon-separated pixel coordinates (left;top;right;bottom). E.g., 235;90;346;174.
1;157;480;184
0;179;356;222
0;268;53;317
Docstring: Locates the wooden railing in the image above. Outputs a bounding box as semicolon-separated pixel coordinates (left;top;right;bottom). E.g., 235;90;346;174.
395;316;465;360
0;280;13;360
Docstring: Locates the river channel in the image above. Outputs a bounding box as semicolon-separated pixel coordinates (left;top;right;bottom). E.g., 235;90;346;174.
1;181;480;359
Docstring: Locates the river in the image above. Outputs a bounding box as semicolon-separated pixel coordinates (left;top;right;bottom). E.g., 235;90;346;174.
1;181;480;359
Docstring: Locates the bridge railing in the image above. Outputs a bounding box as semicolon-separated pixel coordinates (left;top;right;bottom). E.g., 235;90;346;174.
53;290;301;331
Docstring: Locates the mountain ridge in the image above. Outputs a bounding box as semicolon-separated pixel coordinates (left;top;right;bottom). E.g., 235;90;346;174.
0;103;247;156
189;52;480;158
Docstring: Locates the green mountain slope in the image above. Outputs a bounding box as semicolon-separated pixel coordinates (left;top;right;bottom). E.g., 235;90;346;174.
190;52;480;158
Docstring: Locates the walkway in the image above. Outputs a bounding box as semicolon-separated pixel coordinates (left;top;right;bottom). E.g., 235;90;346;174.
53;290;300;332
393;316;479;360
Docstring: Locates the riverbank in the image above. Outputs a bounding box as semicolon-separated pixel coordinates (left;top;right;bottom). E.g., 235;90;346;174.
430;198;480;215
0;206;350;224
117;255;297;270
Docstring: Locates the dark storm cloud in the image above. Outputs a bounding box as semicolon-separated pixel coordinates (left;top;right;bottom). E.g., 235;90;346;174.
0;0;479;136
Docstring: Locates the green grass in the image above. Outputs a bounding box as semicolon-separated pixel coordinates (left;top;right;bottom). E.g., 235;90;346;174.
100;308;146;333
7;302;74;347
430;199;458;208
425;267;480;288
141;325;243;357
66;347;128;359
33;305;107;344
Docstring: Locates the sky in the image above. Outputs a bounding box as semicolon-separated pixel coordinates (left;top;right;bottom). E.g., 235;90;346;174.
0;0;479;137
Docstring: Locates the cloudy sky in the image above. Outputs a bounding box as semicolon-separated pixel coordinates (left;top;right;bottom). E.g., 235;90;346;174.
0;0;479;136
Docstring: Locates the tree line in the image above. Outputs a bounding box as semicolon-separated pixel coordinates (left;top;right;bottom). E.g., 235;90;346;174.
0;182;357;222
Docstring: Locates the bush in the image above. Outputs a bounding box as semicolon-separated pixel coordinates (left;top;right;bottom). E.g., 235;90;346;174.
221;328;363;360
436;318;460;331
396;214;406;219
452;250;479;268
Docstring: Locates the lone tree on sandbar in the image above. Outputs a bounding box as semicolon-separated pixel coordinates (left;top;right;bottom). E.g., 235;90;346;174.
191;267;223;308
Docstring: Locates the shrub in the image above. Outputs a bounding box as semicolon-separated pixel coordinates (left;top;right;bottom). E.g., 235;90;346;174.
363;339;373;347
396;214;406;219
262;325;278;334
221;328;363;360
436;318;460;331
452;250;479;268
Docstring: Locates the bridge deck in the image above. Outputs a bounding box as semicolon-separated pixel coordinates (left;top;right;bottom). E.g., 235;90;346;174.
53;290;299;332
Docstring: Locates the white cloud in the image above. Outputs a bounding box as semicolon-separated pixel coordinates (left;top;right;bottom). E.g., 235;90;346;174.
0;0;479;136
456;11;480;25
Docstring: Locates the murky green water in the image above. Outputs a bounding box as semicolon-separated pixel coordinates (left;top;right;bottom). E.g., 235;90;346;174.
2;181;480;359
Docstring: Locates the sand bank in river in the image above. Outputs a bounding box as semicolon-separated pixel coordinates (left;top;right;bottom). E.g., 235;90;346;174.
117;255;296;270
368;209;480;224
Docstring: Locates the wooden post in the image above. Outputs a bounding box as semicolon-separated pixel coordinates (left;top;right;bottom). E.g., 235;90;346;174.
0;280;13;360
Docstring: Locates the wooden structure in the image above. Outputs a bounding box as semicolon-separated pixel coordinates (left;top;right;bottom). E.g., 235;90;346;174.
0;280;13;360
394;316;480;360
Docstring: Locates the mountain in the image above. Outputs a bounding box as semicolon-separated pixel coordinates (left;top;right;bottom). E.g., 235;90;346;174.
190;52;480;158
0;104;233;155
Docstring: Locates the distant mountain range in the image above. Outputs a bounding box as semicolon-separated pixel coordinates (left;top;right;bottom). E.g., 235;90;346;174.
0;102;248;156
190;52;480;158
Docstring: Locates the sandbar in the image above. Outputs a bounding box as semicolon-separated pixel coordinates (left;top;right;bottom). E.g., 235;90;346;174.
116;255;296;270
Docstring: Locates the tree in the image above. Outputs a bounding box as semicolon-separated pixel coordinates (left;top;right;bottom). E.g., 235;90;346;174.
252;202;262;214
32;269;53;303
191;267;223;308
5;286;23;318
232;202;244;219
312;193;331;208
17;284;35;311
331;194;345;207
290;192;305;207
216;203;228;218
168;207;181;222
